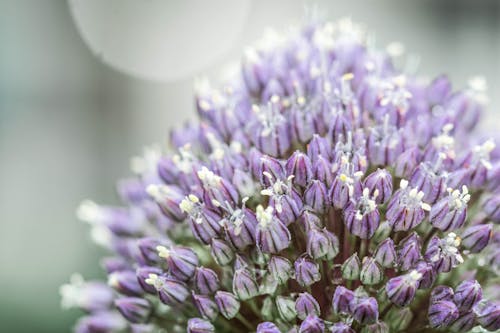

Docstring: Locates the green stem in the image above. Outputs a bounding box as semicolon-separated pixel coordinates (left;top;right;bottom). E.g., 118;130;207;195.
235;312;254;331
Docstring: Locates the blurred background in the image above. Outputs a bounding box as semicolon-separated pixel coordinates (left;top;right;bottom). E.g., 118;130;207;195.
0;0;499;331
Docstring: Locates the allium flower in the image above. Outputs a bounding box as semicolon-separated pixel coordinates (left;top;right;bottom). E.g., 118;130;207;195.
61;18;500;332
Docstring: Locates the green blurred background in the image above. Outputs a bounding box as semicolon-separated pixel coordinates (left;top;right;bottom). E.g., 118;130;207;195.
1;0;499;331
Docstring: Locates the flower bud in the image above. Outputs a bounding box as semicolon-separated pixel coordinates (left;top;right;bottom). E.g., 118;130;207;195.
386;307;413;331
157;245;199;281
342;253;361;280
256;205;291;253
304;180;330;213
307;134;332;161
268;255;293;284
298;315;324;333
461;224;493;253
429;186;469;231
108;270;144;296
286;151;313;187
187;318;215;333
428;300;459;328
430;285;454;303
192;293;218;321
449;311;475;332
330;322;355;333
386;270;421;306
277;296;297;321
210;238;234;266
146;184;186;221
295;292;320;320
151;276;190;306
257;322;280;333
75;312;127;333
454;279;482;311
397;232;421;271
194;267;220;295
473;300;500;331
233;268;259;300
332;286;355;315
352;297;379;325
483;194;500;223
114;297;151;324
361;321;389;333
214;291;240;319
307;228;337;260
373;238;396;268
386;180;430;231
294;256;321;287
137;237;170;265
363;168;393;204
414;261;436;289
344;188;380;239
101;256;131;274
394;146;420;178
313;156;334;187
360;257;383;285
136;267;163;294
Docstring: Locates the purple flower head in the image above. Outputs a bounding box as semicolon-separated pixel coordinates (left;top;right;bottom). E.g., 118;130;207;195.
461;223;493;253
255;205;291;253
192;293;218;321
194;267;220;295
363;168;393;204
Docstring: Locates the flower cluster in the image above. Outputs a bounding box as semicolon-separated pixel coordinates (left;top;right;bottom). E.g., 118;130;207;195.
61;19;500;333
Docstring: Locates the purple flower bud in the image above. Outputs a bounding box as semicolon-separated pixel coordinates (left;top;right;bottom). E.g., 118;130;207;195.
385;307;413;331
474;300;500;331
214;291;240;319
210;238;234;266
144;274;189;306
187;317;215;333
424;233;464;273
449;311;475;332
366;121;404;166
294;255;321;287
363;168;393;204
255;205;291;253
136;237;170;265
430;285;455;303
429;186;469;231
483;194;500;222
136;267;163;294
257;322;281;333
414;261;436;289
332;286;355;315
329;169;363;209
182;200;223;245
397;232;422;271
256;154;285;186
386;180;431;231
233;268;259;300
75;312;127;333
146;184;186;221
115;297;151;324
374;238;396;268
222;206;258;251
194;267;220;295
299;315;325;333
286;151;313;187
454;280;483;311
101;256;131;274
427;75;451;104
192;293;218;321
108;270;144;297
342;253;361;280
276;296;297;321
394;147;420;179
330;322;355;333
157;245;199;281
60;275;115;312
307;228;338;260
428;300;459;329
461;224;493;253
360;257;383;285
307;134;332;161
269;255;293;284
304;180;330;213
360;322;389;333
313;156;334;187
295;292;320;320
117;178;148;204
386;270;422;307
344;188;380;239
352;297;379;325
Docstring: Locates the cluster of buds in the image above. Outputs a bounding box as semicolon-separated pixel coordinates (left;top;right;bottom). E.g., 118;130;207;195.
61;18;500;333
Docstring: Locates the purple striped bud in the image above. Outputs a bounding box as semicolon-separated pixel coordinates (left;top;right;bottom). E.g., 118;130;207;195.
394;146;420;179
352;297;379;325
374;238;396;268
410;161;447;204
295;292;320;320
332;286;355;315
367;120;404;166
397;232;422;271
187;318;215;333
298;210;323;232
431;285;454;303
256;154;285;186
294;256;321;287
101;256;131;274
386;270;422;306
286;151;313;187
425;233;464;273
222;204;258;251
146;184;186;221
430;186;469;231
363;168;393;204
307;134;332;161
449;311;475;332
233;268;259;300
344;188;380;239
108;270;144;296
299;315;325;333
415;261;436;289
304;180;330;213
342;253;361;280
454;280;482;311
461;224;493;253
330;322;355;333
387;179;431;231
192;293;218;321
360;257;383;285
361;322;389;333
307;228;338;260
214;291;240;319
276;296;297;321
313;156;334;187
257;322;280;333
181;195;222;245
329;169;363;209
483;194;500;222
428;300;459;329
385;307;413;331
261;175;302;225
117;178;147;204
115;297;151;324
210;238;234;266
136;237;171;265
145;274;189;306
136;267;163;294
194;267;220;295
157;245;199;281
473;300;500;331
255;205;291;253
232;168;257;199
75;312;127;333
269;255;293;284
